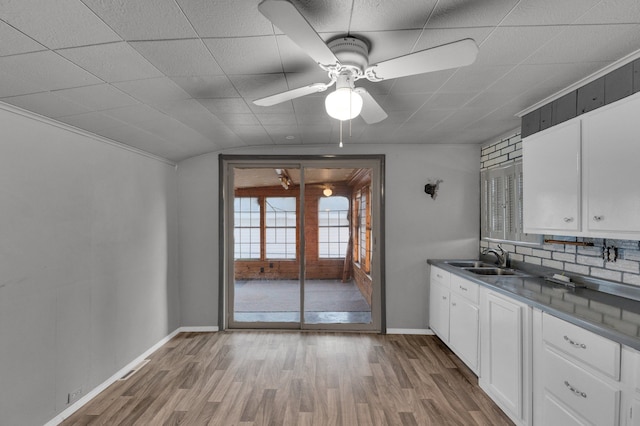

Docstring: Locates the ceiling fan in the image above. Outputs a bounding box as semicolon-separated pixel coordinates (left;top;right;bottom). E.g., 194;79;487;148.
253;0;479;124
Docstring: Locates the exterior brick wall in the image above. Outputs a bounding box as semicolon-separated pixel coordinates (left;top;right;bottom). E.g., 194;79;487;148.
480;134;640;286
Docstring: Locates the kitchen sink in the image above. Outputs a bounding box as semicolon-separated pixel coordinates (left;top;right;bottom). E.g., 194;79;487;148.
463;267;525;276
445;260;494;268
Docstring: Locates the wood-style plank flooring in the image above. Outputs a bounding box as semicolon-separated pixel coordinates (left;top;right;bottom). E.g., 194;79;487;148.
61;332;513;425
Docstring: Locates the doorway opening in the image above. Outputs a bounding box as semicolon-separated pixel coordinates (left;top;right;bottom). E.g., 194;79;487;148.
220;155;385;332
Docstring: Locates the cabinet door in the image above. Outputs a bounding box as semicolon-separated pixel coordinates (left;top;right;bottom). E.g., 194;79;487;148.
429;280;450;342
583;95;640;236
538;394;587;426
449;292;479;372
480;291;525;421
523;120;581;234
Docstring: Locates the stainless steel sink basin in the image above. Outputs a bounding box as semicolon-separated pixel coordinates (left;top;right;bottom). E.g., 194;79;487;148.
463;267;523;276
446;260;494;268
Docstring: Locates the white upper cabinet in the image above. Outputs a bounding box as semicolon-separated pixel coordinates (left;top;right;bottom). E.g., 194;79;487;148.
522;91;640;239
583;95;640;237
523;120;581;234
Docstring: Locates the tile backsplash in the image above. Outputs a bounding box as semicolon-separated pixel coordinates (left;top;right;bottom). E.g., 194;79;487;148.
480;133;640;287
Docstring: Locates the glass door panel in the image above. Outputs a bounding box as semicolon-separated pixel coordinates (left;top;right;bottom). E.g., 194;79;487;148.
231;167;301;326
302;167;373;326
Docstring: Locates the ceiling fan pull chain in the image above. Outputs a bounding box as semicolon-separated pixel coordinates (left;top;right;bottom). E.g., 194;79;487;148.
339;120;343;148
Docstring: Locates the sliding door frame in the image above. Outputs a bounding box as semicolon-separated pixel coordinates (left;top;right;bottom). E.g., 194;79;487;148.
219;154;385;332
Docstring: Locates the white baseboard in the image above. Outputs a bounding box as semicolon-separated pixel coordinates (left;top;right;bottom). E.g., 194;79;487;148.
45;326;218;425
386;328;434;335
180;326;219;332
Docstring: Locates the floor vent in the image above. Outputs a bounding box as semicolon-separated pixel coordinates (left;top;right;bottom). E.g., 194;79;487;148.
118;359;150;381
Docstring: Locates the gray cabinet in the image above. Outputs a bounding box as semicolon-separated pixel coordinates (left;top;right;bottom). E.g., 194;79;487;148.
552;91;577;125
577;78;605;114
605;63;633;104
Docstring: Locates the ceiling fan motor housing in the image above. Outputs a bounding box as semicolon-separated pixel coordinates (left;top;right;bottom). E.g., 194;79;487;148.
327;37;369;75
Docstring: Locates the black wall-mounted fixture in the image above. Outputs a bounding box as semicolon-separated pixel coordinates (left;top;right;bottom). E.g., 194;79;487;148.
424;179;443;199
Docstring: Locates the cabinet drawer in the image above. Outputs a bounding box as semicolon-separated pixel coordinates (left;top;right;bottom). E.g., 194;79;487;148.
431;266;450;289
450;275;479;304
543;313;620;379
542;346;619;426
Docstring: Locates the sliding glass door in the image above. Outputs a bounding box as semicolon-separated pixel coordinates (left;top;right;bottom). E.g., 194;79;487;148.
222;156;384;331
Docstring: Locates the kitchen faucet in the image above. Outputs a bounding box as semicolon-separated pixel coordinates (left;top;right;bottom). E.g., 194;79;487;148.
482;245;508;268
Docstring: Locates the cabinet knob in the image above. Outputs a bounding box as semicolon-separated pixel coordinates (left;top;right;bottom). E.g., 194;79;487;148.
593;215;604;222
442;296;447;300
451;302;457;307
563;217;574;223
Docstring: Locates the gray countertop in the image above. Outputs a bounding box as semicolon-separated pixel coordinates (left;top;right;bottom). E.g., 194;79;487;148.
428;258;640;351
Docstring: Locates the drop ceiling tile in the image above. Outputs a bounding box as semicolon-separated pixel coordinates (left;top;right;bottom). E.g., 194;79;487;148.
81;0;197;40
58;42;163;83
171;75;240;99
525;24;640;64
427;92;476;109
198;98;253;114
113;78;191;105
438;65;512;93
474;26;565;67
1;92;90;118
501;0;601;25
131;40;223;77
54;84;139;111
350;0;437;31
232;126;272;145
379;93;433;112
426;0;520;28
228;74;290;100
256;114;298;126
135;117;216;151
217;114;261;127
0;73;44;98
283;1;352;33
576;0;640;24
0;51;102;94
292;96;329;115
0;0;121;49
177;0;274;37
389;70;454;94
263;125;301;142
102;104;168;126
0;22;45;56
57;111;128;133
204;37;282;75
154;99;237;141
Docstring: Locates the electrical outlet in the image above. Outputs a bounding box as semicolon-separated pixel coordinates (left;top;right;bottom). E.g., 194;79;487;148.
68;388;82;404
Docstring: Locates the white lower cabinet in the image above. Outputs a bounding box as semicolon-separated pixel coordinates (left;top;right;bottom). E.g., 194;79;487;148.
533;310;622;426
479;288;532;426
429;267;450;343
428;267;479;373
449;291;479;372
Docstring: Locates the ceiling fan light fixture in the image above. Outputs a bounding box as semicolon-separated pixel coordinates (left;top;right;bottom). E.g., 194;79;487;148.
325;87;363;121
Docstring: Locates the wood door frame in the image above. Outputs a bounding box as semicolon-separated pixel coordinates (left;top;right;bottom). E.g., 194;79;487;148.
219;154;386;332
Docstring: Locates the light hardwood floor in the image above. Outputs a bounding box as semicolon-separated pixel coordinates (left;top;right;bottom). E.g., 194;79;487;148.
61;332;513;425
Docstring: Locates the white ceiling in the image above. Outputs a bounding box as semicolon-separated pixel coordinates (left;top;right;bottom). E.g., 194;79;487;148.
1;0;639;162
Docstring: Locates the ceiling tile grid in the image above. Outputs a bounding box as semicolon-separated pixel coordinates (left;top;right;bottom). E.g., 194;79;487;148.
0;0;639;161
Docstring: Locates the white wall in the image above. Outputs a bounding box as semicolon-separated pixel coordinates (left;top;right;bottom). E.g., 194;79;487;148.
177;143;480;330
0;105;180;426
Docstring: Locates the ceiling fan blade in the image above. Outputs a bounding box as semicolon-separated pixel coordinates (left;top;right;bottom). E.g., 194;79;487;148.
258;0;339;67
365;38;478;82
253;82;330;106
354;88;388;124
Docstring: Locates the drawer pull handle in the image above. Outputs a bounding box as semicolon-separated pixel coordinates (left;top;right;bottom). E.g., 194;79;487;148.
452;302;457;307
593;215;604;222
460;286;468;291
442;296;447;300
563;217;574;222
437;274;442;278
564;335;587;349
564;380;587;399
